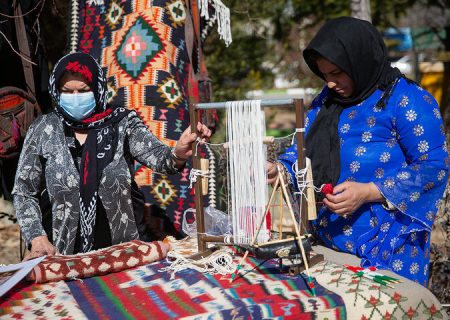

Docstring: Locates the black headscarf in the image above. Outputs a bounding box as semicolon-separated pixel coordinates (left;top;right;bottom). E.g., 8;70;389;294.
304;17;403;190
49;52;130;252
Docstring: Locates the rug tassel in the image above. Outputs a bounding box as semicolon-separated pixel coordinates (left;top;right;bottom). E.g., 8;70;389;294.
160;249;235;279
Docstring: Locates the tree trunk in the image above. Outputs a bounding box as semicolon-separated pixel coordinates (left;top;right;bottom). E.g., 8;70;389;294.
429;25;450;304
350;0;372;22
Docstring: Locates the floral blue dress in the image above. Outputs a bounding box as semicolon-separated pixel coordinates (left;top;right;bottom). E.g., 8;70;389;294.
279;78;449;285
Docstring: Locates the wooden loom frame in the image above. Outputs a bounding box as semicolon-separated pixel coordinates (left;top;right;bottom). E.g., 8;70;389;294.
190;98;309;254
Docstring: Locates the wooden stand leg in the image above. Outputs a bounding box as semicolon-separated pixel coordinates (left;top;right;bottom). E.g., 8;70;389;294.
278;186;283;239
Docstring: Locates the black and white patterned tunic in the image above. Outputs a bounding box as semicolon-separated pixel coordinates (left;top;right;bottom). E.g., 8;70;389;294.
13;111;178;254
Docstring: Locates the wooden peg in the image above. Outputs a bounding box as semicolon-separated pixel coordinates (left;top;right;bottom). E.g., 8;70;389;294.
200;158;209;196
306;158;317;220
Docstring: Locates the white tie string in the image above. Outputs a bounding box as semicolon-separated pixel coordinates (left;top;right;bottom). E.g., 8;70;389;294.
188;168;210;189
292;128;305;145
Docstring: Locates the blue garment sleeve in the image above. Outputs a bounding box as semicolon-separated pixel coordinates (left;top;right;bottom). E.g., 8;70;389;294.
373;84;449;232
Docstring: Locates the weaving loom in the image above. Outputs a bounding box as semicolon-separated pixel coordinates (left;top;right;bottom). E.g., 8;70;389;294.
189;98;323;274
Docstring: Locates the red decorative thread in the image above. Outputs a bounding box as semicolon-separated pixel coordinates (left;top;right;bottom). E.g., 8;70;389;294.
66;61;93;83
82;108;113;123
83;151;89;185
321;183;334;195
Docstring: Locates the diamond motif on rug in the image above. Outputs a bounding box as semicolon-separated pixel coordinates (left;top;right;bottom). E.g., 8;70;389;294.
167;0;186;27
150;177;177;206
102;5;177;88
106;1;123;28
157;77;182;108
115;16;163;80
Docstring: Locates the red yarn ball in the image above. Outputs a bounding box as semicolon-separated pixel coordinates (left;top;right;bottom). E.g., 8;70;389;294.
321;183;334;195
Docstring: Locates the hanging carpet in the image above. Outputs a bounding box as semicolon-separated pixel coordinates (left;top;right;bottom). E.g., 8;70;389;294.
69;0;222;233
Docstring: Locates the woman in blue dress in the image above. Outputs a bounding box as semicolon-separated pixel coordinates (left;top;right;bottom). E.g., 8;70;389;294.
270;17;449;285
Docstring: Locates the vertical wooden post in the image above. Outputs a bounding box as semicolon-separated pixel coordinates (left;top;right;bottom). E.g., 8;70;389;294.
294;99;308;235
189;104;206;252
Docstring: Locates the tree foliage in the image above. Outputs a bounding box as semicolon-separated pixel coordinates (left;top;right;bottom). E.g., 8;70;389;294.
203;0;449;101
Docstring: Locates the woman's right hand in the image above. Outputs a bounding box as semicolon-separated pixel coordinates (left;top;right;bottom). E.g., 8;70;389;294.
266;161;280;184
24;235;57;260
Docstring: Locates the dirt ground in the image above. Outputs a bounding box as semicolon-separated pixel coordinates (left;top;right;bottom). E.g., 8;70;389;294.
0;224;21;265
0;196;22;265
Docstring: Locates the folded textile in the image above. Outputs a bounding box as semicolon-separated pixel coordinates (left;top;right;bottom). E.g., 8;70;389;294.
28;240;171;283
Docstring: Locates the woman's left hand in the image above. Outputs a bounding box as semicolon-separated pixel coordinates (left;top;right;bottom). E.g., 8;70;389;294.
323;181;383;217
173;122;212;160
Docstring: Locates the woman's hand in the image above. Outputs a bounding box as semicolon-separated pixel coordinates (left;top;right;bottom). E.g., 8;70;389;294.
173;122;212;160
266;161;279;184
24;235;57;260
323;182;383;217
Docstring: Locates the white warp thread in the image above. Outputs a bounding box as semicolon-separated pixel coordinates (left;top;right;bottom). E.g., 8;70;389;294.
226;100;269;245
160;249;236;280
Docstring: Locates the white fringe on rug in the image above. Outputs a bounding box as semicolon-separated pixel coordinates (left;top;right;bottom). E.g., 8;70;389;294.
160;249;236;280
199;0;232;46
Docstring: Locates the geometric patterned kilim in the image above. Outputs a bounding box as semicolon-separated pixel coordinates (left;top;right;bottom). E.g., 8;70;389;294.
70;0;213;231
0;257;344;319
1;245;445;319
65;257;347;319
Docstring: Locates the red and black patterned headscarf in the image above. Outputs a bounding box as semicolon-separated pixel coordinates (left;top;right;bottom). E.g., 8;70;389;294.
49;52;130;252
49;52;116;129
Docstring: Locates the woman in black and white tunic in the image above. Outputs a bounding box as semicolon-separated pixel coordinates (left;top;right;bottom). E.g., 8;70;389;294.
13;52;211;258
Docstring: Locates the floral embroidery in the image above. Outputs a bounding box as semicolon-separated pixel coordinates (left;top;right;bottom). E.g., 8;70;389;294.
348;110;358;119
340;123;350;134
399;95;409;107
380;222;390;232
409;192;420;202
349;161;360;173
423;94;433;104
375;168;384;178
366;116;376;127
405;110;417;121
413;125;424;136
343;225;353;236
417;140;429;153
355;146;366;156
362;131;372;142
384;178;395;189
396;171;410;180
385;138;397;148
379;152;390;163
392;259;403;271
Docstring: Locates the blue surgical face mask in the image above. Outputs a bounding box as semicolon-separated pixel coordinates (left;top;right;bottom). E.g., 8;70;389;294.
59;92;96;121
